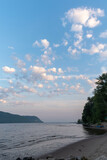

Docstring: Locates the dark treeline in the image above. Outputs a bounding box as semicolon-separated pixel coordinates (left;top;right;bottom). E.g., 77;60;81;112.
82;73;107;124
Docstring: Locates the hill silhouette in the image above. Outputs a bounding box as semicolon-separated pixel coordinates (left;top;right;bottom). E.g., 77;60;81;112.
0;111;43;123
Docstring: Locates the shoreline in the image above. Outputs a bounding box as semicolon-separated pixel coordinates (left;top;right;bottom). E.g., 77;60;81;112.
15;125;107;160
38;127;107;160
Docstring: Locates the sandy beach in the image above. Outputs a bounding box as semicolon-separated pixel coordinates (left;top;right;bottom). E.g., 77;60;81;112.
40;124;107;160
49;132;107;160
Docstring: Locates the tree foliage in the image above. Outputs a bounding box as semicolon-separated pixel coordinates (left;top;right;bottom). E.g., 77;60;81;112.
82;73;107;124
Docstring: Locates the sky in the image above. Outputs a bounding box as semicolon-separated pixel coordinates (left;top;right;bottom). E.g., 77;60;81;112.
0;0;107;122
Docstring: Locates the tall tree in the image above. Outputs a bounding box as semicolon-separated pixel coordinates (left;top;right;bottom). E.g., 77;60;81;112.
82;73;107;124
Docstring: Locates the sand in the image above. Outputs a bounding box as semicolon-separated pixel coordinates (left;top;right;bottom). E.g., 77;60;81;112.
50;133;107;160
40;124;107;160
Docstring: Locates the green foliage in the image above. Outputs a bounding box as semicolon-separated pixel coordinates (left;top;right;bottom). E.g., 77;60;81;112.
82;73;107;124
77;119;82;124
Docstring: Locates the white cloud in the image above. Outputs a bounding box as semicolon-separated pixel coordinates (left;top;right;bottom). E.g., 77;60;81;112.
65;8;90;25
100;50;107;60
86;33;93;38
25;54;31;61
68;46;72;53
38;84;43;88
86;17;100;28
67;67;79;72
101;66;107;73
2;66;15;73
74;33;83;48
30;65;56;81
0;99;7;103
62;74;89;81
82;43;107;60
58;68;64;74
14;57;26;68
64;7;104;28
41;39;50;49
44;47;52;55
52;57;55;61
68;46;78;55
21;68;27;72
54;83;58;87
41;54;52;65
23;85;36;93
0;86;17;100
33;39;50;49
82;43;105;55
72;49;78;55
87;79;96;88
70;83;85;94
63;39;68;46
17;59;25;68
32;40;40;47
100;30;107;38
48;67;56;73
71;24;82;32
8;46;14;50
8;80;13;84
62;18;67;27
30;66;46;74
42;73;56;81
53;44;60;48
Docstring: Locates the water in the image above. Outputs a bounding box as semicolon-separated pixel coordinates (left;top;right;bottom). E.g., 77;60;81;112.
0;123;91;160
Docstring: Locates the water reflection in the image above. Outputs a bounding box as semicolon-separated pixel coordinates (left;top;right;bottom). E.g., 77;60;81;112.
83;126;106;135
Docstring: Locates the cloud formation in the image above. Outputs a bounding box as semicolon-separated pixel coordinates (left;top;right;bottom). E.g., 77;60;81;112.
64;7;104;28
0;6;106;107
8;46;14;50
100;30;107;38
33;39;50;49
25;54;32;61
2;66;15;73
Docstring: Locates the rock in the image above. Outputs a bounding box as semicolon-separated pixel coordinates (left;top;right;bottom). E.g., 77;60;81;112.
46;155;54;159
66;155;80;160
16;158;22;160
23;157;35;160
81;157;88;160
70;158;78;160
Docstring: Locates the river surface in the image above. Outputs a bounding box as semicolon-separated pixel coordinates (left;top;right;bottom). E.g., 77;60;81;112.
0;123;98;160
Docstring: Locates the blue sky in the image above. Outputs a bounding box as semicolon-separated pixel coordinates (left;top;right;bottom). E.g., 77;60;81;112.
0;0;107;122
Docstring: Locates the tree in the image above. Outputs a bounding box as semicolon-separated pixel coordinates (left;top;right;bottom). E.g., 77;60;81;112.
82;97;94;123
82;73;107;124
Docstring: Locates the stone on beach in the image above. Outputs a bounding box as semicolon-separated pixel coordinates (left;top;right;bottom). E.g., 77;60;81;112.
16;158;22;160
23;157;35;160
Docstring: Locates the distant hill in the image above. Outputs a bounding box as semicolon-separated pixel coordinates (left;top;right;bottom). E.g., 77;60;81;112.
0;111;43;123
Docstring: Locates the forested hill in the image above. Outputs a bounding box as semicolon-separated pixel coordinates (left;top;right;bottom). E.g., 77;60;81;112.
0;111;43;123
82;73;107;124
